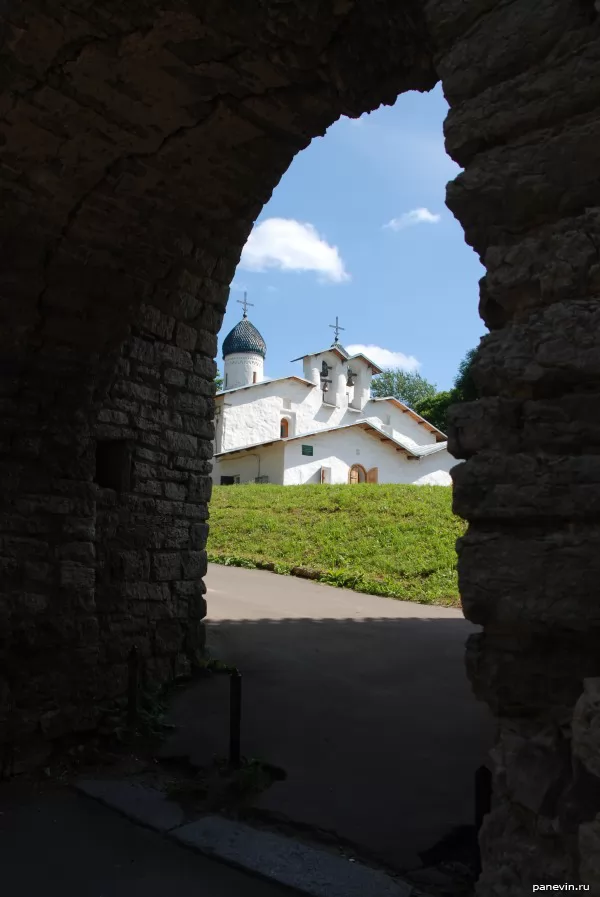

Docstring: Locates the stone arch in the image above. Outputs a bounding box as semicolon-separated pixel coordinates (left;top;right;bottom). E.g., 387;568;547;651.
1;0;600;888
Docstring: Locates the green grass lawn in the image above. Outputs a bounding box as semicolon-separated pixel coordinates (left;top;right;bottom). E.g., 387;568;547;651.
207;484;466;607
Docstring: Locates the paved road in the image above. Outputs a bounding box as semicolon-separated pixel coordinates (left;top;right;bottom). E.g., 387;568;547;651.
0;783;294;897
164;564;494;871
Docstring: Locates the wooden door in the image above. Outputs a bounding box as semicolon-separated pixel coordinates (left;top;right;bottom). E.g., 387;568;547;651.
367;467;379;483
349;464;366;484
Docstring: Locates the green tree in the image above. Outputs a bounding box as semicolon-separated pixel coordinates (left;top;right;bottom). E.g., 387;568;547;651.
453;348;478;402
371;369;437;408
414;390;454;433
413;349;479;434
215;370;224;391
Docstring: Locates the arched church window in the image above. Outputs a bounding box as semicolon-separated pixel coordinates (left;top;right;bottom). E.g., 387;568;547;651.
280;418;289;438
349;464;367;484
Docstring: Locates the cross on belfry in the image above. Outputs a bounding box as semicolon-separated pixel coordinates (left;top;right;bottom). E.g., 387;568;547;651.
329;316;345;344
238;292;254;318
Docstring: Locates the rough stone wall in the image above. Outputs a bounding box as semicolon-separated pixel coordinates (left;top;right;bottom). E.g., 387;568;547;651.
433;0;600;890
2;0;600;890
93;303;217;701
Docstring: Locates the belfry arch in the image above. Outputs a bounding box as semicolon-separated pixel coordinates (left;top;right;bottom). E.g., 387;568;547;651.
1;0;600;890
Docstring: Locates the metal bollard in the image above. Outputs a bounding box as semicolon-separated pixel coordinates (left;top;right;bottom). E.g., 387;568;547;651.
229;669;242;768
474;764;492;877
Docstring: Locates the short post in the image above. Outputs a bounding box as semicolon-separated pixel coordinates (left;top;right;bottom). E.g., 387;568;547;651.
474;764;492;877
127;645;139;729
229;669;242;768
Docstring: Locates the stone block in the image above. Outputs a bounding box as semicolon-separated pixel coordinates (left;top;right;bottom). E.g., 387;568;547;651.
135;478;163;496
172;456;211;472
113;380;165;406
447;398;522;459
182;502;209;519
59;563;95;591
164;481;187;501
138;305;175;341
128;337;156;365
466;631;600;717
453;452;600;522
193;355;217;380
181;550;207;580
190;523;210;547
139;406;183;428
133;363;161;383
158;344;194;371
159;524;190;550
162;430;197;455
186;374;213;395
57;541;96;564
170;290;202;320
163;367;186;387
97;408;130;425
152;552;181;582
135;447;169;465
173;391;208;415
154;499;184;517
459;525;600;628
194;329;218;358
183;416;214;439
175;322;198;351
112;550;150;582
122;582;171;603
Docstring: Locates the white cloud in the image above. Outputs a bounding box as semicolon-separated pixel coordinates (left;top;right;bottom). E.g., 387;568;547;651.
384;208;441;231
346;344;420;372
239;218;349;283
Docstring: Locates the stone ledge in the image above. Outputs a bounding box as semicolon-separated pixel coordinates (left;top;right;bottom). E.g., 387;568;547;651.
76;779;185;833
173;816;418;897
76;779;420;897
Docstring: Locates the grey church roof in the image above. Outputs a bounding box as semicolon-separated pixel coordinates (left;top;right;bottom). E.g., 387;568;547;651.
222;316;267;359
214;419;449;460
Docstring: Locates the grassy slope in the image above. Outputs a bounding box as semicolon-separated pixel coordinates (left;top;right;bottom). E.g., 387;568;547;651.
207;484;466;607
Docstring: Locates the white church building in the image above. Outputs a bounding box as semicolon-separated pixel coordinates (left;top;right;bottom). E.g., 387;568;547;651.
213;302;457;487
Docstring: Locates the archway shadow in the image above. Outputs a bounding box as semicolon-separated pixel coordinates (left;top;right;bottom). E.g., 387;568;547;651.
163;612;494;874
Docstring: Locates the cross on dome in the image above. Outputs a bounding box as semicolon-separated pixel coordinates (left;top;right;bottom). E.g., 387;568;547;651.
237;292;254;318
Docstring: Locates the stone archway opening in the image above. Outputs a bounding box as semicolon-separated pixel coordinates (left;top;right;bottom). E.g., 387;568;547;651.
1;1;600;890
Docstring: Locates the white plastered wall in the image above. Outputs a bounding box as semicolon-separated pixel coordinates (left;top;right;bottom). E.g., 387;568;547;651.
282;427;457;486
213;442;285;485
223;352;264;390
363;399;439;450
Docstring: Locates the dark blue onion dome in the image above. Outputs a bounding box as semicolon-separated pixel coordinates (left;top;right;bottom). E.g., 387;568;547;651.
222;315;267;359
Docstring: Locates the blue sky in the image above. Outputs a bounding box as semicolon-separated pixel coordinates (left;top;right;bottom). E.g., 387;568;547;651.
222;83;486;392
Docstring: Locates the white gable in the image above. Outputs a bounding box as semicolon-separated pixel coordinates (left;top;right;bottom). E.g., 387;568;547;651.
213;331;458;486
